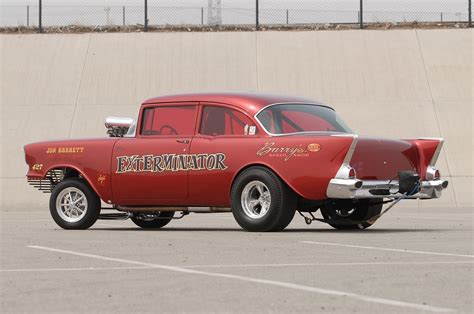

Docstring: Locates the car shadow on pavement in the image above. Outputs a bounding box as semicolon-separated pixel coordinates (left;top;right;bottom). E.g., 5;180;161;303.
89;227;453;233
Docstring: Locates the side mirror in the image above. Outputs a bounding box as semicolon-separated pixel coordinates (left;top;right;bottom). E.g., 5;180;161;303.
105;117;134;137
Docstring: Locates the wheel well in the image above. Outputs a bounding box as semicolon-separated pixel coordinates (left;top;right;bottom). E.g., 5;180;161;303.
231;164;298;197
44;167;86;192
63;167;80;179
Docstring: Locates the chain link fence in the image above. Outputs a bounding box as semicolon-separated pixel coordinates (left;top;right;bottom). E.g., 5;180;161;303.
1;0;472;31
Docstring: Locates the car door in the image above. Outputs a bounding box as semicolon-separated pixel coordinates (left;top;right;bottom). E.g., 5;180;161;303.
188;104;260;206
111;103;198;205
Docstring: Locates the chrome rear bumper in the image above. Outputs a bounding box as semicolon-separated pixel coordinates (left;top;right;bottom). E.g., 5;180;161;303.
326;178;449;199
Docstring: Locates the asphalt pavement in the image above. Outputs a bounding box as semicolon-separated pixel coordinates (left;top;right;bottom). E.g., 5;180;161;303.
1;206;472;313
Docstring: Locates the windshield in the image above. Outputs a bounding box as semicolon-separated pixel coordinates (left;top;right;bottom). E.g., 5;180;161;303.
256;104;352;135
124;119;137;137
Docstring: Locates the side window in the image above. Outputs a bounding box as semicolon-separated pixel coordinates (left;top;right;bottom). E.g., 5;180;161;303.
200;106;257;136
141;106;196;136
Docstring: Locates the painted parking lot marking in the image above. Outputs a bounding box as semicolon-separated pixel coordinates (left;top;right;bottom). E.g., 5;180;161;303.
183;260;474;268
2;260;473;273
300;241;474;258
0;266;151;272
27;245;454;313
396;215;471;221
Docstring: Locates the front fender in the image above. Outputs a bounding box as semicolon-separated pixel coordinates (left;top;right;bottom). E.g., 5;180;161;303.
24;138;118;203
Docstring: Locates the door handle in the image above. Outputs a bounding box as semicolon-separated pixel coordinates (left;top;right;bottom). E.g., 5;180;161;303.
176;139;190;144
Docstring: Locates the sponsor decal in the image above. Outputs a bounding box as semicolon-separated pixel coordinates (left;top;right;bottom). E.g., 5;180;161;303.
46;147;85;154
248;126;256;135
97;174;106;185
32;164;43;171
307;143;322;152
244;125;257;136
116;153;227;174
257;142;319;161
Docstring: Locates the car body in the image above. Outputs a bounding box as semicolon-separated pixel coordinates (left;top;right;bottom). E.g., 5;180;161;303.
24;92;448;231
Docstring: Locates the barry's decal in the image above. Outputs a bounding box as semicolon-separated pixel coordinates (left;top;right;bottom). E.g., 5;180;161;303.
257;142;320;161
116;153;227;174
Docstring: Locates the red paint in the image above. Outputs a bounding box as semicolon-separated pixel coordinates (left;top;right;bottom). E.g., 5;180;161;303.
24;93;443;205
350;137;418;180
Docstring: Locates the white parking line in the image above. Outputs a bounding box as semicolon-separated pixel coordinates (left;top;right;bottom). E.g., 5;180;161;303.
2;260;473;273
183;260;474;268
396;215;470;221
300;241;474;258
27;245;454;313
0;266;151;272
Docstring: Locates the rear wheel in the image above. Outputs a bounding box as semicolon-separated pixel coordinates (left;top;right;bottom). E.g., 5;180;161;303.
49;178;100;230
131;212;174;229
321;199;383;230
231;167;296;232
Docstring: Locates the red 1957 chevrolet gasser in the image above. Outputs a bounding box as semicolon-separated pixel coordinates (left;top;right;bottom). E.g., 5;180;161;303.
24;93;448;232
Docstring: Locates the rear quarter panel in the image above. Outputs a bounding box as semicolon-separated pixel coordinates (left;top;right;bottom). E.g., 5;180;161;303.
189;134;354;205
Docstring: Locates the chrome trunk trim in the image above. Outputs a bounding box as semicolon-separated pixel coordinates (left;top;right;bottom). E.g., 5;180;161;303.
327;178;448;199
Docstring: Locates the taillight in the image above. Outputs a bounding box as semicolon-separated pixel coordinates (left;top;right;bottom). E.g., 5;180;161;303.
348;168;356;179
426;166;440;180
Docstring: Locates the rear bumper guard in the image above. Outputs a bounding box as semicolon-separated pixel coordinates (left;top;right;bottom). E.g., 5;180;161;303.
326;178;449;199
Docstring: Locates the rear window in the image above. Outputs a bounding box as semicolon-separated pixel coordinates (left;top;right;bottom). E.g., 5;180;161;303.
141;106;197;136
256;104;352;134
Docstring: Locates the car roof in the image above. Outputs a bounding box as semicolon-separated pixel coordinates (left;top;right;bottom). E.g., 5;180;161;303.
142;92;332;116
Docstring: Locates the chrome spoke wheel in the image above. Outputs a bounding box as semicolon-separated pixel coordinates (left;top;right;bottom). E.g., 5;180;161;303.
241;181;271;219
56;187;88;223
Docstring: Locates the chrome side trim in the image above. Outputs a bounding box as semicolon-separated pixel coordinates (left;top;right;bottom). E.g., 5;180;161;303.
117;206;231;213
332;134;359;179
431;138;444;166
326;134;362;198
343;134;358;165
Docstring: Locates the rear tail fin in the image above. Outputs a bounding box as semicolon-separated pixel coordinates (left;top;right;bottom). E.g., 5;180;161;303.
408;138;444;180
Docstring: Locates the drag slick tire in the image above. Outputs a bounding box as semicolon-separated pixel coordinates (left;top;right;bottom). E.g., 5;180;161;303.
231;167;296;232
131;212;174;229
50;178;100;230
320;199;383;230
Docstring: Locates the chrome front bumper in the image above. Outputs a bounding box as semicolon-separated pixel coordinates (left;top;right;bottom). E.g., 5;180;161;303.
326;178;449;199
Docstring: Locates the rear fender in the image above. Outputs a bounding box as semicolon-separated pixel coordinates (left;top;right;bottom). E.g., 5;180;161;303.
231;134;357;200
407;138;444;180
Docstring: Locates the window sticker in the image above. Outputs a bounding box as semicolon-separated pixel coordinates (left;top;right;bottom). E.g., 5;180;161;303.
249;126;256;135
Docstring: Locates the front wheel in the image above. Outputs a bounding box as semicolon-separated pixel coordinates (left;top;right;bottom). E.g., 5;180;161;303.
231;167;296;232
320;199;383;230
49;178;101;229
